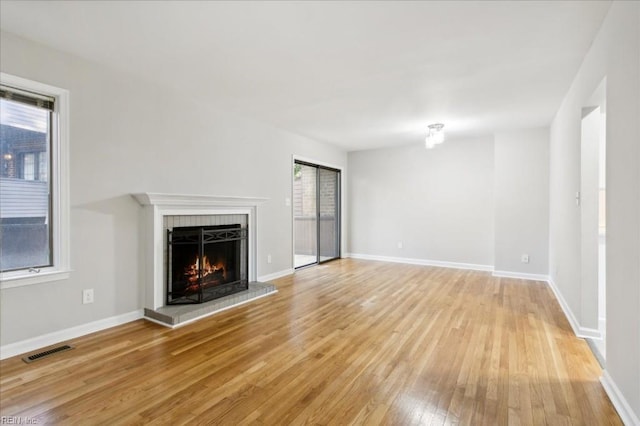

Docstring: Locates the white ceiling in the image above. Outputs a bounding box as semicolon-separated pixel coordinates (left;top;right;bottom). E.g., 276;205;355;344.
0;1;611;151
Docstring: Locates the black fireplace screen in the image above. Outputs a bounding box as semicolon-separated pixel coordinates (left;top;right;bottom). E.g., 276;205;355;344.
167;224;248;304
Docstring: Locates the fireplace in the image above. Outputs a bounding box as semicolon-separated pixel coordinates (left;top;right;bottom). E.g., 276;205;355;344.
167;224;248;304
133;193;266;310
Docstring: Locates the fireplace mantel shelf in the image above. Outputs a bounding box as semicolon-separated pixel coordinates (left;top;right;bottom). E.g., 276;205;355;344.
133;193;269;208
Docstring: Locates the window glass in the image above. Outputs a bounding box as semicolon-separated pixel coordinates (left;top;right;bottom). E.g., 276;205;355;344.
22;152;36;180
38;151;48;182
0;97;53;271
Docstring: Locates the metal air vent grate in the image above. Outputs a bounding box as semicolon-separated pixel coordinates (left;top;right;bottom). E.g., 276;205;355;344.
22;345;74;363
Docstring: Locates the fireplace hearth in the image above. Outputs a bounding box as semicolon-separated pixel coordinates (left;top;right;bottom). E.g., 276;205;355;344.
167;224;248;304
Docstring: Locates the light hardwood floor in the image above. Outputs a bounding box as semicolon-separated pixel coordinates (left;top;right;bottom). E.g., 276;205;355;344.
0;259;621;425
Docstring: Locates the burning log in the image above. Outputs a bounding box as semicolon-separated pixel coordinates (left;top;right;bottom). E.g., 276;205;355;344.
182;255;227;293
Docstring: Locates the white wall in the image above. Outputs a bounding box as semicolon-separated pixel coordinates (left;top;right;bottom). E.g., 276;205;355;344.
493;128;549;276
348;136;495;268
0;31;347;346
549;1;640;422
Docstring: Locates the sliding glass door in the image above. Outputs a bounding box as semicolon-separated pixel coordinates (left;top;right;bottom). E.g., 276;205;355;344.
318;167;340;262
293;161;340;268
293;163;318;268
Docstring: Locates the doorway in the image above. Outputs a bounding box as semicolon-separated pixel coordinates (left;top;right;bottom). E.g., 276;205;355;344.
580;78;606;362
293;160;341;268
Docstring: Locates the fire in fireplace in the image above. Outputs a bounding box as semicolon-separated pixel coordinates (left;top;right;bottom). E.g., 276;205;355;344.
167;224;248;304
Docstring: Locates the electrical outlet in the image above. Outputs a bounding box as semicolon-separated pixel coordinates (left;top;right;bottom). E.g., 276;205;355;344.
521;254;530;264
82;289;94;304
397;242;403;249
267;254;272;264
285;198;291;206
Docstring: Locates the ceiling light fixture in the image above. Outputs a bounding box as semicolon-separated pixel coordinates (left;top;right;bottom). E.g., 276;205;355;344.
425;123;445;149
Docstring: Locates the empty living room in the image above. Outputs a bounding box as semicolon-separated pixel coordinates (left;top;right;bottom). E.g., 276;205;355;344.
0;1;638;424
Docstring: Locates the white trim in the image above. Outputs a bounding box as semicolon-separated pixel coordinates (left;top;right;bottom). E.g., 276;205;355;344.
547;277;603;339
578;328;602;339
258;268;294;282
600;370;640;426
133;193;268;207
492;270;550;281
345;253;493;272
0;309;143;360
144;290;278;329
0;270;70;289
0;73;71;289
132;193;268;310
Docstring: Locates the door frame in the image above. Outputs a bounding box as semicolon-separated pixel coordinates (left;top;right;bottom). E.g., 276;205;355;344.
579;77;607;362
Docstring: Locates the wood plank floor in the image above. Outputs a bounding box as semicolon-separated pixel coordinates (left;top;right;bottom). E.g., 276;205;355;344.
0;259;621;425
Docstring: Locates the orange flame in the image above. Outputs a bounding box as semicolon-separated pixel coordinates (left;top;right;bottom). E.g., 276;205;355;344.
184;255;226;285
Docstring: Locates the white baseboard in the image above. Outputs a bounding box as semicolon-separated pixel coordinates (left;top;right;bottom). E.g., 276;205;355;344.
0;309;144;360
258;268;293;282
546;278;602;339
601;370;640;426
345;253;493;272
492;270;550;281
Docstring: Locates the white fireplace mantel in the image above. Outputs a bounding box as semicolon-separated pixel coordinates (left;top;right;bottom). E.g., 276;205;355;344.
133;193;268;309
133;193;268;208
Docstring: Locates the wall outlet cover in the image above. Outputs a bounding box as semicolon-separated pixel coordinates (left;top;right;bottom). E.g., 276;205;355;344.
82;289;94;304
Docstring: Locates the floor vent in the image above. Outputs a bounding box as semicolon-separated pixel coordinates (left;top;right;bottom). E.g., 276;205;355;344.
22;345;74;363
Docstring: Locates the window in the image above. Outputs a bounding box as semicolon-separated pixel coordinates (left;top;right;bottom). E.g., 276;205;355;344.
18;152;49;181
22;152;37;180
0;73;70;287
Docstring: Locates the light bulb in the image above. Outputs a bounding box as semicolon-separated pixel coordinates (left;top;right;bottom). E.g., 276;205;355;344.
425;138;436;149
425;123;445;148
432;130;444;144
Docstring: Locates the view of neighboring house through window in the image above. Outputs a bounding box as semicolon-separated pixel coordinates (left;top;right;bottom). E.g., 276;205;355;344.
0;87;53;272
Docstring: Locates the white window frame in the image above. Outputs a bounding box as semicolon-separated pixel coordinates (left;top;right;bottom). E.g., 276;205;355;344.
0;73;70;288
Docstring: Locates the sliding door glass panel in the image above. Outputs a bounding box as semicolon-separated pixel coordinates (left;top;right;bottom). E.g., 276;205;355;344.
319;168;340;262
293;163;318;268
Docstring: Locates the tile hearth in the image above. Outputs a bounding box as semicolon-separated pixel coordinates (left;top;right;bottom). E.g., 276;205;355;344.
144;282;277;327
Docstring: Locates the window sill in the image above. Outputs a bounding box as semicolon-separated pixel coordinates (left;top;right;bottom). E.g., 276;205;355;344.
0;269;71;289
